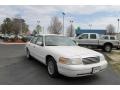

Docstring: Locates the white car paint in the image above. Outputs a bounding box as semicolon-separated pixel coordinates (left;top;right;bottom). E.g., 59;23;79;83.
25;34;108;77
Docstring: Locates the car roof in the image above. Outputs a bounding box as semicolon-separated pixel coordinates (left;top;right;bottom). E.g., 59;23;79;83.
102;35;116;37
82;33;99;34
36;34;64;36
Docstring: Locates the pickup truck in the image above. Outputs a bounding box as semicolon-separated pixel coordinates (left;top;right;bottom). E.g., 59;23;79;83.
74;33;120;52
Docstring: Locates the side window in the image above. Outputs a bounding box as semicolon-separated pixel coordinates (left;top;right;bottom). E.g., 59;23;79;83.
110;37;115;40
80;34;88;39
30;37;38;44
36;36;43;43
90;34;96;39
103;36;109;40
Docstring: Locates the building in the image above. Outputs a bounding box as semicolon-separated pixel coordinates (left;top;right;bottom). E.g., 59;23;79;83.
76;29;107;36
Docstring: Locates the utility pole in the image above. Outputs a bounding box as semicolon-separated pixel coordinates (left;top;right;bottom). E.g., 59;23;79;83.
70;20;74;30
43;26;44;34
70;20;74;37
62;12;65;36
117;19;119;34
89;24;92;30
37;20;40;34
117;19;120;38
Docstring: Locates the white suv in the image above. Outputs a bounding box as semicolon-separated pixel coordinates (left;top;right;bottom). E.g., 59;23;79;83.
25;34;108;78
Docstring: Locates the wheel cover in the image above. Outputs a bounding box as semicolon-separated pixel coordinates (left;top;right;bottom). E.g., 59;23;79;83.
48;61;54;75
105;45;111;51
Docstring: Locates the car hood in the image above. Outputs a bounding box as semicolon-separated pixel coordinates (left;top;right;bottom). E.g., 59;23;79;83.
45;46;103;58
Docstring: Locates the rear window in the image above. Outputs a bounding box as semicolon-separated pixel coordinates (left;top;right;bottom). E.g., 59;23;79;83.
80;34;88;39
110;37;115;40
102;36;109;40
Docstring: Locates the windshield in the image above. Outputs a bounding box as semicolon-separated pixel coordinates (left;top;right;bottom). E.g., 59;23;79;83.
45;36;76;46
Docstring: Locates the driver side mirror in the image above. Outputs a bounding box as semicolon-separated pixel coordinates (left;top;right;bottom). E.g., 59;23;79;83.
36;42;43;46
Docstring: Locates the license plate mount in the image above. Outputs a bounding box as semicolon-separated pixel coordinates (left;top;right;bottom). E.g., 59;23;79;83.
92;66;101;73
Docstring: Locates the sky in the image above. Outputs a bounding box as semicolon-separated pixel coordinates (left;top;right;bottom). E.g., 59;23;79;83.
0;5;120;33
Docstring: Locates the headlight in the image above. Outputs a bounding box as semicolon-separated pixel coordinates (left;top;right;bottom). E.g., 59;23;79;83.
59;57;82;65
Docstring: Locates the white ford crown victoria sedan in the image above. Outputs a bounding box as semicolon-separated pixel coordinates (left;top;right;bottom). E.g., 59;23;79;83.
25;34;108;78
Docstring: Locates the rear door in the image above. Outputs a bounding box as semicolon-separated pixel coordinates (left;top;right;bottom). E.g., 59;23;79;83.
88;34;99;45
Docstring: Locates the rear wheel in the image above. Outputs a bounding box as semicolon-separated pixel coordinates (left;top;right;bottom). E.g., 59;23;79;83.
103;44;112;52
47;57;59;78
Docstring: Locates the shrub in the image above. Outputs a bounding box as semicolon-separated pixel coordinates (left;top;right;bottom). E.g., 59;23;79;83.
21;37;28;42
3;37;9;42
10;38;15;42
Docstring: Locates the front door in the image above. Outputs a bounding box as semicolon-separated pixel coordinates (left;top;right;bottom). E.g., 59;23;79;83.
77;34;89;45
29;36;38;57
34;36;46;64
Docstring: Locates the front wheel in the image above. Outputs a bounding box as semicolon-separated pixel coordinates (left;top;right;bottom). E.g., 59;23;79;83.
47;58;58;78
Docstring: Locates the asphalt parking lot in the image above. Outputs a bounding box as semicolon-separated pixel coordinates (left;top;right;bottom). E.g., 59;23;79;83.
0;44;120;85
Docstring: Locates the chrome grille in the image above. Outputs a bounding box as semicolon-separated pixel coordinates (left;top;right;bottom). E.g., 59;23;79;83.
82;57;100;65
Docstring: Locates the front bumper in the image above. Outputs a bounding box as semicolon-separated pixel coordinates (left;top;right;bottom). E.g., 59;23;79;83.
57;60;108;77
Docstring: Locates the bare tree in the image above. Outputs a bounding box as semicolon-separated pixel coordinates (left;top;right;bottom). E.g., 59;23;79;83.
66;24;75;37
48;16;62;34
106;24;115;35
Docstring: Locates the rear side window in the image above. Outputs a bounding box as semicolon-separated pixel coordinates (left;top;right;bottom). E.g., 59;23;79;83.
30;37;38;44
90;34;96;39
103;36;109;40
80;34;88;39
110;37;115;40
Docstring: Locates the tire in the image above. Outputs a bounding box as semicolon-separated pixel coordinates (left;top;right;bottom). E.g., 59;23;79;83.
26;49;32;59
103;44;112;52
47;57;58;78
117;47;120;50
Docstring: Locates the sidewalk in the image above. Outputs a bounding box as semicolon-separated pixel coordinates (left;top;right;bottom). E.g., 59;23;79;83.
104;50;120;73
0;42;26;45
